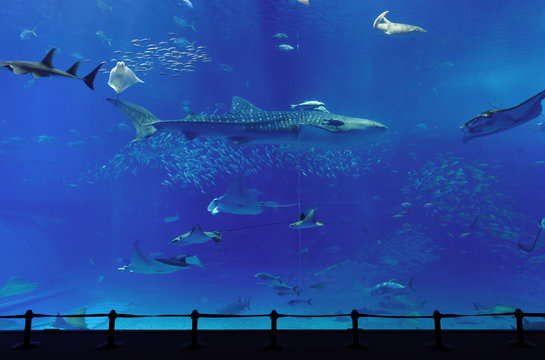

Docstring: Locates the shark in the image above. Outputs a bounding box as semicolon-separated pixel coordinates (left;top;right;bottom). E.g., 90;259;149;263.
460;89;545;142
106;97;388;147
0;48;104;90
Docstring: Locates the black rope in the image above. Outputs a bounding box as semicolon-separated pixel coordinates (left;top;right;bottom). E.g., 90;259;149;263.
0;310;533;321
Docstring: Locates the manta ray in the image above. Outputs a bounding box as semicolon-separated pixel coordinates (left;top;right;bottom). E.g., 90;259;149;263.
0;276;38;298
460;89;545;142
106;96;387;147
108;61;143;94
51;308;88;330
0;48;104;90
289;208;324;229
118;241;203;274
207;172;296;215
518;217;545;252
373;11;427;36
170;224;221;246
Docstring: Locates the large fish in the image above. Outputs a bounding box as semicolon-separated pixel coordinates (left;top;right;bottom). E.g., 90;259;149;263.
460;89;545;142
0;48;104;90
106;97;387;147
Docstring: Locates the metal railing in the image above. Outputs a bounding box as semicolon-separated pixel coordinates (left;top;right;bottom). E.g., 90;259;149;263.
1;308;543;350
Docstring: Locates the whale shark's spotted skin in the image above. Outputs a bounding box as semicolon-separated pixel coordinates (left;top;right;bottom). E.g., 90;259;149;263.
107;96;388;148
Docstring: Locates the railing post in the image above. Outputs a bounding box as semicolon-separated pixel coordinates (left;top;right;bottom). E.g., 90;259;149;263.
97;310;123;349
509;309;535;348
345;310;366;349
426;310;451;350
183;309;205;350
265;310;283;350
11;309;41;350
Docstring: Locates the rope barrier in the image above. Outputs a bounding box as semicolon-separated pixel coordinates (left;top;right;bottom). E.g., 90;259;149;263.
4;308;544;351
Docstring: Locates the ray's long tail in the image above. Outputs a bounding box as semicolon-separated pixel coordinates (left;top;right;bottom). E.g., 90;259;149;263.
106;98;160;142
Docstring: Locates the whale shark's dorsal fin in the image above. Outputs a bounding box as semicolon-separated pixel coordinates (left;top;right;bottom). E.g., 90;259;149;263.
231;96;264;114
41;48;56;68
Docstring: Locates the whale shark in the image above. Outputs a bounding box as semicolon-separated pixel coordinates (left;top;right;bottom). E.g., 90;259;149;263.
460;89;545;142
106;97;387;147
0;48;104;90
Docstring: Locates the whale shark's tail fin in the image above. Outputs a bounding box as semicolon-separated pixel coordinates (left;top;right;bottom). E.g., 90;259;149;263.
106;98;159;141
83;62;104;90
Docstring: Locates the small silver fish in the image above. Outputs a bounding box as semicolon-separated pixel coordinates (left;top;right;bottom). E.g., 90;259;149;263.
20;28;37;40
96;30;112;46
278;44;294;52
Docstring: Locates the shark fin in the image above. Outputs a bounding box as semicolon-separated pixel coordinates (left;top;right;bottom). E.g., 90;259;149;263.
66;61;80;76
83;62;104;90
41;48;56;68
106;98;159;141
230;96;264;114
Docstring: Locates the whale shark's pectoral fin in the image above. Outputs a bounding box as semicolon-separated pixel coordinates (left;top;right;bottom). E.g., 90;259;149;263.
182;130;198;140
228;136;252;144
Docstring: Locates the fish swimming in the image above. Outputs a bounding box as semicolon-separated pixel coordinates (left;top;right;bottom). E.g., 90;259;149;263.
460;89;545;142
170;224;221;246
51;308;88;330
0;48;104;90
0;276;38;298
96;30;112;46
373;11;427;36
371;278;415;297
291;100;325;110
106;96;388;147
278;44;294;52
518;217;545;252
97;0;114;14
207;172;296;215
108;61;144;94
173;16;196;32
118;240;203;274
289;208;324;229
20;27;37;40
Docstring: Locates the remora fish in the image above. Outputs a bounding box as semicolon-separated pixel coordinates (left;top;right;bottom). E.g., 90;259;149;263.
106;97;387;147
0;48;104;90
460;89;545;142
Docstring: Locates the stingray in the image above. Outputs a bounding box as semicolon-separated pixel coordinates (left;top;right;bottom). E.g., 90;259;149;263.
207;172;296;215
289;208;324;229
118;240;203;274
373;11;427;36
0;276;38;298
51;308;88;330
518;218;545;252
461;89;545;142
107;61;143;94
170;224;221;246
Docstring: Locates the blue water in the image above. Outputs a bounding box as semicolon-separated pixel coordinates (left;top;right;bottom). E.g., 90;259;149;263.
0;0;544;330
